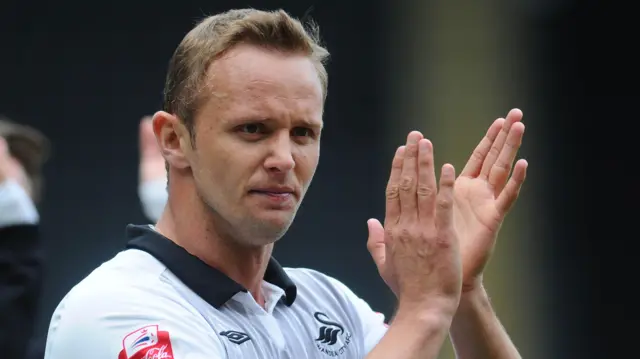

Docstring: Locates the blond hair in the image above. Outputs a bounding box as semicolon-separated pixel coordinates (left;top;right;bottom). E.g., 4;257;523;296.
162;9;330;137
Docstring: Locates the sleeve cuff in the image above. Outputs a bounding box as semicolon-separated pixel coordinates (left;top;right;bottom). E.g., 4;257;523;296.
0;180;39;227
138;178;168;222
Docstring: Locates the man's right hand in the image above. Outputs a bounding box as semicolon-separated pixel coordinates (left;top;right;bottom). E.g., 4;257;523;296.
365;131;461;359
368;131;462;315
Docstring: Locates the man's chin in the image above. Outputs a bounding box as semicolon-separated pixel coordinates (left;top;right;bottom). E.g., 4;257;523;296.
244;212;295;242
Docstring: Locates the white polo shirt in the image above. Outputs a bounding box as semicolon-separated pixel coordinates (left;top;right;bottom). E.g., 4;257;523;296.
44;225;389;359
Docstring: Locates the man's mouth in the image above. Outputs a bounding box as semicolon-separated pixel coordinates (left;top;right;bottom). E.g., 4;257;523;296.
249;186;294;195
249;187;295;203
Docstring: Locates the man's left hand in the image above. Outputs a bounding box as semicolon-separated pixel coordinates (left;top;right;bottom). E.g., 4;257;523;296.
453;108;528;292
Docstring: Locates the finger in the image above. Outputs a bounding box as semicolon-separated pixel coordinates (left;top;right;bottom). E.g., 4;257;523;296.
496;159;528;216
399;131;423;221
460;118;504;178
417;139;437;222
435;164;456;232
366;218;386;273
488;122;525;194
479;108;523;179
385;146;406;225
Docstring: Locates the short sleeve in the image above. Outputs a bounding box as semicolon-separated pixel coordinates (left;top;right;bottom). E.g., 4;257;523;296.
44;283;224;359
325;276;389;354
138;178;168;222
0;179;38;227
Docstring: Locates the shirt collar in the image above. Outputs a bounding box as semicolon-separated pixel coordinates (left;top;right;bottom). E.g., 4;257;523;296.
124;224;297;308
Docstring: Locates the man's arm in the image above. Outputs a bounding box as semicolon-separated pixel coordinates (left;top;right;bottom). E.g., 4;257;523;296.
138;116;168;222
367;307;454;359
446;109;528;358
364;132;462;359
450;287;521;359
369;286;520;359
322;271;452;359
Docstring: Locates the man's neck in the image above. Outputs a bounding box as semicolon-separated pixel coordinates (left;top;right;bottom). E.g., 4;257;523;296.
154;181;272;307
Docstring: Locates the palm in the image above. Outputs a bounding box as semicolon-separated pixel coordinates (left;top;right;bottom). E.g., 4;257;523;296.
453;176;502;285
453;109;528;289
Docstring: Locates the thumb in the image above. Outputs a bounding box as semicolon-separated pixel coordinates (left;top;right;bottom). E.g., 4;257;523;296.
366;218;386;272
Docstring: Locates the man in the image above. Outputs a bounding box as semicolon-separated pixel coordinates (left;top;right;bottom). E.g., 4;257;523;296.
44;8;528;359
138;116;169;221
0;117;50;359
0;116;169;359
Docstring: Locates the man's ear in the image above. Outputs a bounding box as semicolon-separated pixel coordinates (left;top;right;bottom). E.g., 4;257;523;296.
151;111;192;170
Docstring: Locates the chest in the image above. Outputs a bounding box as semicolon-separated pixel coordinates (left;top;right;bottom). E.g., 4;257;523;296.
206;304;362;359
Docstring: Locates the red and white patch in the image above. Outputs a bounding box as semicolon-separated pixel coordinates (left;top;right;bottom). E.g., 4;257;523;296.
118;325;175;359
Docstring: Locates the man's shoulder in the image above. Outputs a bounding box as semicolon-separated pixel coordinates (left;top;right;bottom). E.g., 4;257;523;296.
45;250;225;359
283;266;329;280
54;249;177;316
283;266;331;286
283;267;356;300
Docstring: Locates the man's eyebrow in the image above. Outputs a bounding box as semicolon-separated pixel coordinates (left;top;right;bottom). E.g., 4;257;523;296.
292;118;323;130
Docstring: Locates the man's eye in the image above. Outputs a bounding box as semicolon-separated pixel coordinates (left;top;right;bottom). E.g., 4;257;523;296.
239;124;265;134
292;127;313;137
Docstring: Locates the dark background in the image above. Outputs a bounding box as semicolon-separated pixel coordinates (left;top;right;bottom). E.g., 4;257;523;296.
1;0;637;358
530;1;637;357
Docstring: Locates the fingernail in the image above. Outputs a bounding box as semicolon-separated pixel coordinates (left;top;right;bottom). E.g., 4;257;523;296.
407;131;423;144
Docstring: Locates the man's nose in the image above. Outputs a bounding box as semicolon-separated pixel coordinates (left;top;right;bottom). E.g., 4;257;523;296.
263;132;295;173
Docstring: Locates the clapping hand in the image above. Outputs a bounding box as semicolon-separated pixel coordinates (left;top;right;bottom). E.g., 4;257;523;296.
453;108;528;292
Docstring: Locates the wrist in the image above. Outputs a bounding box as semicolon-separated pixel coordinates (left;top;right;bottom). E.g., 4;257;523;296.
393;305;454;334
462;275;484;294
455;285;492;317
461;282;487;299
396;296;459;323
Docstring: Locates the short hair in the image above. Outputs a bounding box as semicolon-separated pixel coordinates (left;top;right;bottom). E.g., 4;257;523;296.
162;8;330;139
0;116;51;203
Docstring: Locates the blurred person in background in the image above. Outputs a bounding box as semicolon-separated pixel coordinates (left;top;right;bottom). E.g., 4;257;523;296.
138;115;169;220
0;115;168;358
0;116;50;359
43;8;527;359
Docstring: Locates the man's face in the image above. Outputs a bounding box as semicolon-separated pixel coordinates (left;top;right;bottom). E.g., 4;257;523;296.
188;45;324;246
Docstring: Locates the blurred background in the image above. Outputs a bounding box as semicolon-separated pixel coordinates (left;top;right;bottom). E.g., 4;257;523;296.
0;0;636;358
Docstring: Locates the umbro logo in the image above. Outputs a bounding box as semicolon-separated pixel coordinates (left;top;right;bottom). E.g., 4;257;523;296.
220;330;251;345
